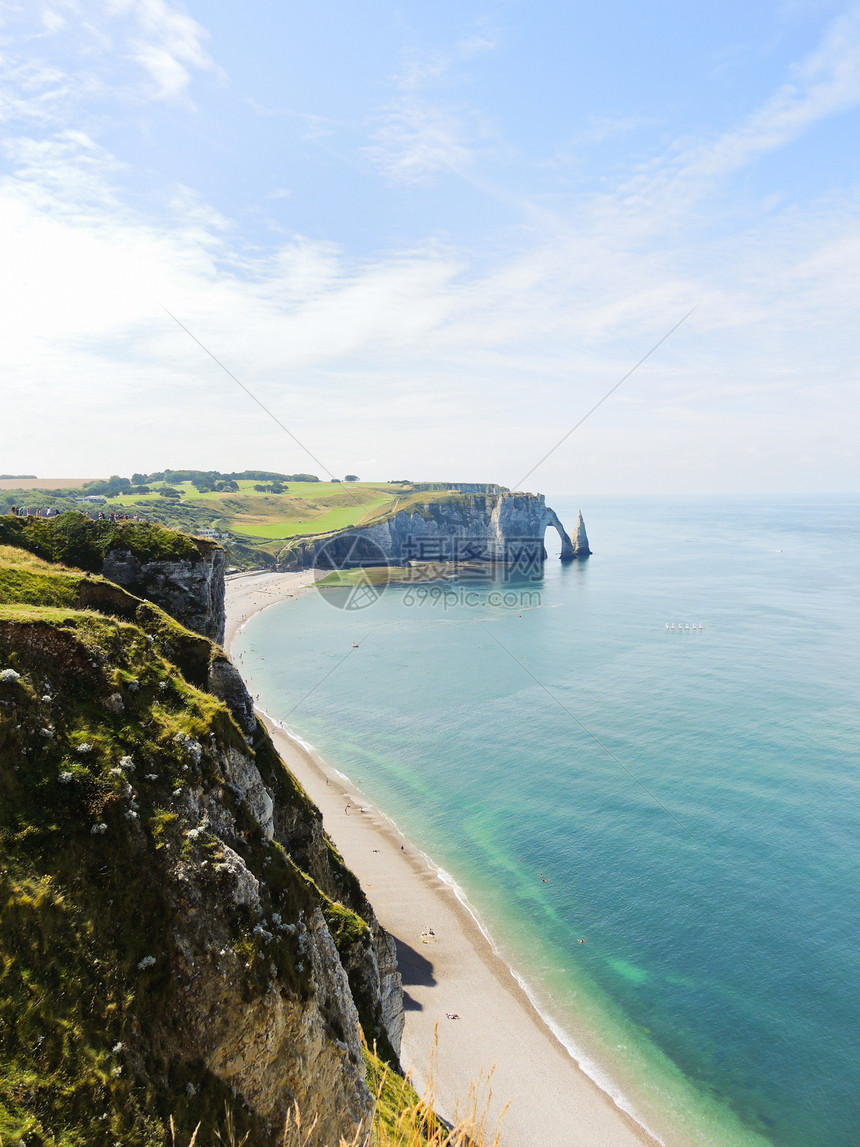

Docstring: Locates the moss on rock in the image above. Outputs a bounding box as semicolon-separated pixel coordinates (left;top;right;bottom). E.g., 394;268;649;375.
0;538;400;1145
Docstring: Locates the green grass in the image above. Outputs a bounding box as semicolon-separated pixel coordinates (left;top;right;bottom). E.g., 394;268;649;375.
0;537;420;1141
0;591;343;1144
316;567;410;587
0;604;261;1144
99;482;404;558
0;514;204;570
231;497;391;540
110;480;396;507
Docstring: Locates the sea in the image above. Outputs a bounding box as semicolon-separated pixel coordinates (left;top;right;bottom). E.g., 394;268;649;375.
234;496;860;1147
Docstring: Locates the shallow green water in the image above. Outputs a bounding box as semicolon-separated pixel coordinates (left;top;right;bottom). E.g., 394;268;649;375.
236;496;860;1146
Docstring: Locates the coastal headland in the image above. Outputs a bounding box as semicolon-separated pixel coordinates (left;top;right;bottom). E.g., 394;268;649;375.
225;570;660;1147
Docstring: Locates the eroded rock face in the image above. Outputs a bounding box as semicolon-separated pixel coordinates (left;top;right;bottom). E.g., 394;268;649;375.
198;908;373;1142
572;509;592;557
280;491;586;570
102;546;226;643
0;581;401;1145
208;655;258;736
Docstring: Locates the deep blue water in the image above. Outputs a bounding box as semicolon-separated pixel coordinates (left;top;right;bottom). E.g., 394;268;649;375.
236;496;860;1146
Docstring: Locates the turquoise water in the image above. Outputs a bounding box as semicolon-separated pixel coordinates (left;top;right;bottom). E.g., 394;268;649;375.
236;497;860;1146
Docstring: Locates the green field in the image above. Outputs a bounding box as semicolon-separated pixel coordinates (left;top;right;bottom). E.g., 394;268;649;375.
230;497;391;539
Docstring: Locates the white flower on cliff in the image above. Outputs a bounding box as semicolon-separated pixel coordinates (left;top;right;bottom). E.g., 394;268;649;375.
76;743;93;755
137;955;156;969
58;772;73;784
112;1042;123;1054
111;1066;122;1077
119;756;135;771
0;668;20;683
90;823;108;834
174;733;203;765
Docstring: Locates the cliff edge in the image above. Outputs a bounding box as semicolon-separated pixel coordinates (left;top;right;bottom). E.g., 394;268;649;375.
0;514;226;643
0;533;404;1146
279;490;590;569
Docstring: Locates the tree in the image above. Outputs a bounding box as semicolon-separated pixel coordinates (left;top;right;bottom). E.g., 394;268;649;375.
344;474;359;482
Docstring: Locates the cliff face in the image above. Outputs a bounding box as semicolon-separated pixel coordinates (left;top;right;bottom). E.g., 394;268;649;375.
571;509;592;557
0;541;403;1146
281;491;589;569
101;547;226;644
0;514;227;644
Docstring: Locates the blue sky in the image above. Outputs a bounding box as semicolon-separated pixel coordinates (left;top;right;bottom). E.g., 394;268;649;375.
1;0;859;493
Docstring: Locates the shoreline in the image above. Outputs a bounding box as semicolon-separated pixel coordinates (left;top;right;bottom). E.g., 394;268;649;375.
224;571;665;1147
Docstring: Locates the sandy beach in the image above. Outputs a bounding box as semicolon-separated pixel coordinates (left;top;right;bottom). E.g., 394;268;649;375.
224;571;662;1147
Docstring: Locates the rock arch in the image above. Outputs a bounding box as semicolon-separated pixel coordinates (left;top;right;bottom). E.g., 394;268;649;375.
543;506;574;561
542;506;591;562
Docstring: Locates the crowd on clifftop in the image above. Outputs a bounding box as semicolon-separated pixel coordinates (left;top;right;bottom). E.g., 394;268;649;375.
7;506;145;523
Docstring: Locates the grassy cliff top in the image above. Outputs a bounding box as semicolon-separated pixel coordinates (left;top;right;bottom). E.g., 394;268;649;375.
1;483;515;569
0;514;208;571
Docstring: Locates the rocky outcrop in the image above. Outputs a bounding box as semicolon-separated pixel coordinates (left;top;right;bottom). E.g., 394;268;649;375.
572;509;592;557
208;653;258;736
543;505;574;561
0;513;227;643
102;546;226;644
280;491;588;570
0;536;405;1146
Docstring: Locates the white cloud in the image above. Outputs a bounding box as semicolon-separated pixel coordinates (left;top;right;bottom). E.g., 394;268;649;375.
369;26;501;182
620;3;860;218
367;97;478;182
695;4;860;178
247;97;337;141
0;5;858;490
2;112;857;491
0;1;217;123
115;0;217;101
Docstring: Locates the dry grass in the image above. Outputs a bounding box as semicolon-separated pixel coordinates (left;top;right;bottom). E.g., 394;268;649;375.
198;1035;507;1147
287;1034;505;1147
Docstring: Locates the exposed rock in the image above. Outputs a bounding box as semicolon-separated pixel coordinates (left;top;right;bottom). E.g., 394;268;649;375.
0;541;404;1145
212;842;262;908
204;908;372;1145
0;513;227;642
102;547;226;643
209;653;258;735
280;490;586;570
572;509;592;557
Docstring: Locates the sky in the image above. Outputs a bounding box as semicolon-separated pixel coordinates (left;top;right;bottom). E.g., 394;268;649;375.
1;0;859;495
